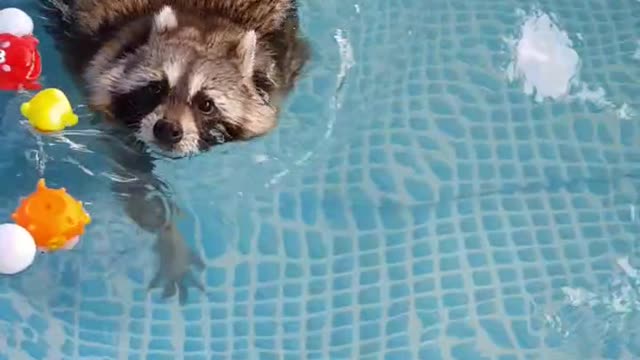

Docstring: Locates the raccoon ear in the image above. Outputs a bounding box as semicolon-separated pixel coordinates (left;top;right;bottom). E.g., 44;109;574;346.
236;31;257;78
153;6;178;33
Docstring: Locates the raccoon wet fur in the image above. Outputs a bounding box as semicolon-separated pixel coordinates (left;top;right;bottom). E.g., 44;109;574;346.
41;0;310;157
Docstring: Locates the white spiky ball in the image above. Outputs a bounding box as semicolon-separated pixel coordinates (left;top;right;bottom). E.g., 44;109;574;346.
0;223;36;275
0;8;34;37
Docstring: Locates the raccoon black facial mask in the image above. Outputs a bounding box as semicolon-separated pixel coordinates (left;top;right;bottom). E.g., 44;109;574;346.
111;79;169;127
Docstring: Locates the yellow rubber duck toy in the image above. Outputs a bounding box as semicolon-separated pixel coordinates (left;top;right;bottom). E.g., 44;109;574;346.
20;88;79;132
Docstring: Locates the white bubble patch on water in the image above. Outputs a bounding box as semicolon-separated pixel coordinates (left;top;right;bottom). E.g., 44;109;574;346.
505;9;633;119
560;256;640;313
506;10;580;102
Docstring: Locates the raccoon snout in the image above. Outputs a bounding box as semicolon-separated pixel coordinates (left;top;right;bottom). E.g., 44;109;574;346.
153;119;183;144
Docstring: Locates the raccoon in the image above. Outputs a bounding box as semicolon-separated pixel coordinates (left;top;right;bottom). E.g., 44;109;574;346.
42;0;310;157
40;0;310;302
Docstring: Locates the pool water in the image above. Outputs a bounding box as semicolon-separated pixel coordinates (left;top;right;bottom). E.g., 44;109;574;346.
2;0;640;359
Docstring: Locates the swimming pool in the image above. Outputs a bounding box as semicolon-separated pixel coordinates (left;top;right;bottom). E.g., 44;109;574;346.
1;0;640;358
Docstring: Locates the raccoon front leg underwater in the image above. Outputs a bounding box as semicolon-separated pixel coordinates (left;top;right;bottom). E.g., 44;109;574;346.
107;143;205;304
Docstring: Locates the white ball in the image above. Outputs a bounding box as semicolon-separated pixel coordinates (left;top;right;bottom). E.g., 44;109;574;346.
0;8;34;37
0;223;36;275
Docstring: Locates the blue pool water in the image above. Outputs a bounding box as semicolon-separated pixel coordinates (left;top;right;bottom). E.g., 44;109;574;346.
2;0;640;358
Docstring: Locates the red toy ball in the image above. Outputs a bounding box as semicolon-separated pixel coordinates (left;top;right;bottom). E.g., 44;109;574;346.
0;33;42;91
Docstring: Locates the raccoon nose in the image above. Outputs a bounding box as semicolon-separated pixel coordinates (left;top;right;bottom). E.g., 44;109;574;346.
153;120;183;144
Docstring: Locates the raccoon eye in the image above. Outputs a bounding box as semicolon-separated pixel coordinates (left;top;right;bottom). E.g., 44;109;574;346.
147;82;164;95
197;98;216;114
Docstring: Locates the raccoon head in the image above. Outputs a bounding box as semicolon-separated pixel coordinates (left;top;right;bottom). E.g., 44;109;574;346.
85;6;278;157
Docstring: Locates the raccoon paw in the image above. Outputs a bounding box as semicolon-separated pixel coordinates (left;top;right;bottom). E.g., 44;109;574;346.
148;225;206;304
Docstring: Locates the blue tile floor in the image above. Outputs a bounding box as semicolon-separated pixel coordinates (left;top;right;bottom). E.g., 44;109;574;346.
2;0;640;359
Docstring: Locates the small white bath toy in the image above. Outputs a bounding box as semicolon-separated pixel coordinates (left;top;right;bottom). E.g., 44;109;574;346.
0;223;36;275
0;8;34;37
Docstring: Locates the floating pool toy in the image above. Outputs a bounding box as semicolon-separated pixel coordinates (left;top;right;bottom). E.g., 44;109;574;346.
0;8;41;91
0;223;36;275
20;88;79;132
0;33;42;91
0;8;34;37
12;179;91;252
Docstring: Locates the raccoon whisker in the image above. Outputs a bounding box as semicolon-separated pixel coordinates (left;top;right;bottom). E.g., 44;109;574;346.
130;134;148;150
44;0;70;14
125;133;141;144
120;116;142;129
213;123;231;138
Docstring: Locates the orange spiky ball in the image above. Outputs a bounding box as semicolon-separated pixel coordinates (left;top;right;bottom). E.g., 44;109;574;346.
11;179;91;252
